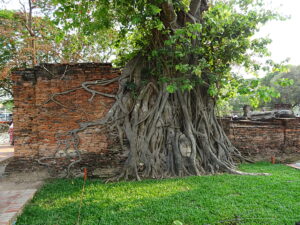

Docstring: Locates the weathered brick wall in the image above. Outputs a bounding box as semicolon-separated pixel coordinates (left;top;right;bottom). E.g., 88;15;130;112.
10;64;300;175
12;63;121;165
225;118;300;162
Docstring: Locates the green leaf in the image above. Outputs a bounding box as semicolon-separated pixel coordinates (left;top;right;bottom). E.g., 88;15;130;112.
0;10;14;19
55;32;65;43
193;67;202;77
275;78;294;87
166;84;177;93
149;5;162;15
250;79;259;88
155;21;165;31
208;85;218;97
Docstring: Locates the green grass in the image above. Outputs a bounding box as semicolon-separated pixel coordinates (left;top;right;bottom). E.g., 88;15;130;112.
17;163;300;225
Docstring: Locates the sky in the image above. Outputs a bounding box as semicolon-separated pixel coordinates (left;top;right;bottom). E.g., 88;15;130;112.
2;0;300;66
257;0;300;66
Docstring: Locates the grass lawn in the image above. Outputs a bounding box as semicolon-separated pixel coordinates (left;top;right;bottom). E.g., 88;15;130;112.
17;162;300;225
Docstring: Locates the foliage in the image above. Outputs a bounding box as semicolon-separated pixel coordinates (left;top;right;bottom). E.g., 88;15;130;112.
0;1;118;96
216;98;233;117
238;80;280;108
17;163;300;225
2;0;285;105
0;8;116;66
261;65;300;108
219;77;281;115
51;0;281;99
1;99;13;111
0;7;59;95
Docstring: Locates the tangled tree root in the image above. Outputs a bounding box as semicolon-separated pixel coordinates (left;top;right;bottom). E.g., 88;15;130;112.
38;58;270;179
37;0;272;180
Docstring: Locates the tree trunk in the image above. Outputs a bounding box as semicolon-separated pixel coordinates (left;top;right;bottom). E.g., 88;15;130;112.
106;56;248;180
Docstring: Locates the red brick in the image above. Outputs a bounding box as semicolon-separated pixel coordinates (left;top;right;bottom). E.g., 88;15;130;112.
12;64;118;158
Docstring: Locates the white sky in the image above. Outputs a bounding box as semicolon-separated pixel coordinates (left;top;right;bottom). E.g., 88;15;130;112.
258;0;300;66
2;0;300;67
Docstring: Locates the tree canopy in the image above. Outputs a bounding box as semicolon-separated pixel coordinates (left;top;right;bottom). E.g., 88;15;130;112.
51;0;283;98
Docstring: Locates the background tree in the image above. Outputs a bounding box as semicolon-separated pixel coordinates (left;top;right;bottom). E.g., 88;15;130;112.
261;65;298;109
0;1;118;98
228;78;281;114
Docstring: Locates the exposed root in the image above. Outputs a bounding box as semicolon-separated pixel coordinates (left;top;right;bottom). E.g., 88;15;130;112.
38;58;267;180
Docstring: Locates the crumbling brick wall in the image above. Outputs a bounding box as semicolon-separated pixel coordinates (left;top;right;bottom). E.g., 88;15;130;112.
10;64;300;175
11;63;124;175
225;118;300;162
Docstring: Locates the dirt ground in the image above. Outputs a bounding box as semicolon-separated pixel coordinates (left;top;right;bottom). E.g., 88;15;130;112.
0;145;49;191
0;168;48;191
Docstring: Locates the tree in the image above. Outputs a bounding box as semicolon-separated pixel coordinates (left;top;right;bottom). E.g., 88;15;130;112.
261;65;298;108
227;78;281;113
0;1;118;97
46;0;278;180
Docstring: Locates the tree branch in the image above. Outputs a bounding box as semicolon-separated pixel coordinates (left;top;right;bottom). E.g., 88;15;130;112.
161;1;178;30
1;87;13;96
24;23;35;36
189;0;208;18
189;0;202;16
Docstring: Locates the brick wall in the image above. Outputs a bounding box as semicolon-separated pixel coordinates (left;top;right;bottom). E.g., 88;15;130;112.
225;118;300;162
10;64;300;175
11;63;124;175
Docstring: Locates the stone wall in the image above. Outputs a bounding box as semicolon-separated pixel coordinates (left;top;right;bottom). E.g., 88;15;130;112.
224;118;300;162
11;63;124;175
